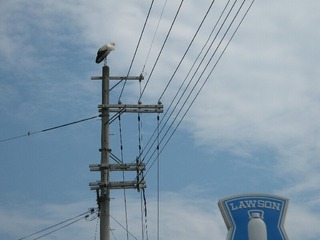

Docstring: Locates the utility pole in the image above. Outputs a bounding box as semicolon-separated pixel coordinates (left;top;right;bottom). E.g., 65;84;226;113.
89;64;163;240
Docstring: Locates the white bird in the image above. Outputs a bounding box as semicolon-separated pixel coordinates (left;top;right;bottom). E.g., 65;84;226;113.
95;42;115;64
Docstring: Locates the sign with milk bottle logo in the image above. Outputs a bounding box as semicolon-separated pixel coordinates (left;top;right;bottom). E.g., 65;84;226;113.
218;194;289;240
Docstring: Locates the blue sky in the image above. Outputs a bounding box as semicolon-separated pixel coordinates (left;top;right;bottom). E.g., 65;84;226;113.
1;0;320;239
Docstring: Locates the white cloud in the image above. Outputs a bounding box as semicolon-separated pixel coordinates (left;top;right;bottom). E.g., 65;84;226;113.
286;203;320;240
180;0;320;196
0;200;98;240
1;1;320;239
1;191;320;240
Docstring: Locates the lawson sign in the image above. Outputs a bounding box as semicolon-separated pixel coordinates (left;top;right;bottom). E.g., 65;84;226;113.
218;193;289;240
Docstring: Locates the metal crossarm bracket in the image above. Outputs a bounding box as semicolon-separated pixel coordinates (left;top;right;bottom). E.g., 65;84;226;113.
89;181;106;190
109;180;146;190
89;163;145;171
98;104;163;113
89;180;146;190
89;163;108;171
91;75;144;81
109;163;145;171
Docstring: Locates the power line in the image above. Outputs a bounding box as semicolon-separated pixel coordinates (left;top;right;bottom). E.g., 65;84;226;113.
135;0;232;166
98;2;255;240
141;0;235;166
156;114;160;240
158;0;217;102
133;0;252;175
144;0;255;176
0;110;126;144
142;0;169;75
0;115;99;143
160;0;252;153
110;214;139;240
117;0;155;100
3;3;256;240
32;217;84;240
117;114;130;240
139;0;185;101
156;0;243;142
142;188;149;240
18;208;97;240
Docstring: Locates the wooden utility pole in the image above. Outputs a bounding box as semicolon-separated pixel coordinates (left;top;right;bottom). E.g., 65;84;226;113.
89;65;163;240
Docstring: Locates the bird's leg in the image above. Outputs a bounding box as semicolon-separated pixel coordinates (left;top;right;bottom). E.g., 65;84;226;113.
104;57;108;66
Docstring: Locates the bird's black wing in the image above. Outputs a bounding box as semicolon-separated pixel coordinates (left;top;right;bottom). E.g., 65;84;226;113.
96;50;107;64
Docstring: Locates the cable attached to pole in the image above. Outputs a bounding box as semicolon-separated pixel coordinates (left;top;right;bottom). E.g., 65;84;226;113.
156;113;160;240
18;208;98;240
118;114;130;240
0;115;100;143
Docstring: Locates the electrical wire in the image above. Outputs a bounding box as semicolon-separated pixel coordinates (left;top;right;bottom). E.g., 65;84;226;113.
1;110;125;144
144;0;255;176
141;0;235;167
151;0;241;153
141;0;169;75
158;0;217;102
156;114;160;240
117;114;130;240
93;216;99;240
142;188;149;240
103;1;255;239
158;0;254;167
18;208;97;240
137;77;147;240
4;3;255;240
135;0;230;166
130;1;254;196
31;217;84;240
111;229;118;240
0;115;99;143
117;0;155;101
110;215;138;240
123;0;245;172
17;2;253;239
139;0;185;102
140;190;145;240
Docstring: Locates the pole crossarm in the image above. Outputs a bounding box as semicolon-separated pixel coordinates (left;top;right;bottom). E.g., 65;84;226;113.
89;163;146;172
91;75;144;81
109;180;146;190
98;104;163;113
89;180;146;190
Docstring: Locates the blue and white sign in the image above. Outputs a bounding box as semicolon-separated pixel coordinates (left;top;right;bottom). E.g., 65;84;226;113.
218;193;289;240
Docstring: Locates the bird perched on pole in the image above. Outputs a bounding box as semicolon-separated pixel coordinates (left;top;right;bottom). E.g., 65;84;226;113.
95;42;115;64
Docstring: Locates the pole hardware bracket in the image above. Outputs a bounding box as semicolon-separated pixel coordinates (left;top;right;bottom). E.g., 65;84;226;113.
89;163;145;172
98;104;163;113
